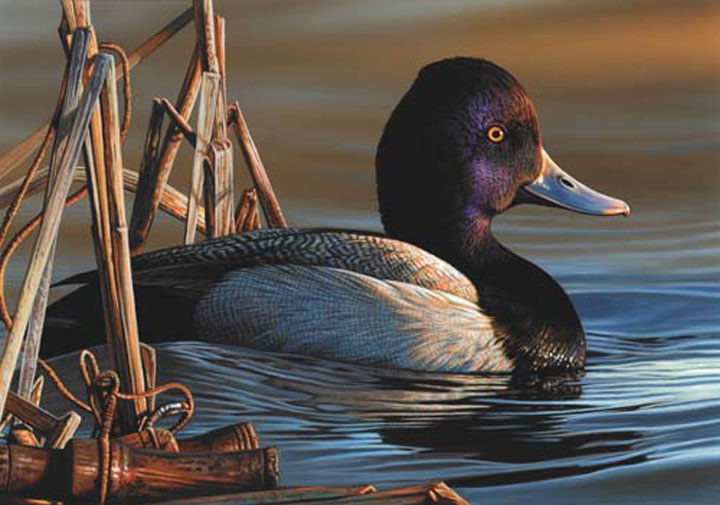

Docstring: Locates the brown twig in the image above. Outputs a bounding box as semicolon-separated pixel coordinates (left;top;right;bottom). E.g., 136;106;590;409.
228;102;288;228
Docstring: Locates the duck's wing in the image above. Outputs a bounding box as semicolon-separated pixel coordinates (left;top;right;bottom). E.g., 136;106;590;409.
43;228;478;357
128;228;478;303
194;264;511;373
58;228;477;301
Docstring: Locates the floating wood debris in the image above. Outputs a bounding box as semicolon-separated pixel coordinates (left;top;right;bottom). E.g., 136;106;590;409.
0;1;471;503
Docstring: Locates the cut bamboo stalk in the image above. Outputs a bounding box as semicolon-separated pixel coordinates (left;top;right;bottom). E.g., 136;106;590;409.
0;440;279;502
229;102;288;229
122;422;260;453
0;7;194;180
17;28;90;402
130;45;202;254
184;71;220;244
193;0;220;74
207;139;234;237
88;56;147;429
0;166;206;233
0;54;109;419
5;391;81;449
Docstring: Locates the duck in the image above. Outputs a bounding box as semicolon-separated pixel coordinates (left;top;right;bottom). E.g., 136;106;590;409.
42;57;629;375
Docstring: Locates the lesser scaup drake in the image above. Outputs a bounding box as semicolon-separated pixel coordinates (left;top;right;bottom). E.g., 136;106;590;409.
43;57;629;374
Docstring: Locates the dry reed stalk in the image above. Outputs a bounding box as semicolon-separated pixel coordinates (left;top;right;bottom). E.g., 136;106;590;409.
139;99;166;178
160;98;198;146
140;343;157;412
194;0;220;74
228;102;288;229
0;166;206;233
207;139;234;237
213;15;228;140
0;7;194;181
130;45;202;255
235;187;259;232
87;57;147;429
184;72;220;244
17;28;90;402
0;54;109;419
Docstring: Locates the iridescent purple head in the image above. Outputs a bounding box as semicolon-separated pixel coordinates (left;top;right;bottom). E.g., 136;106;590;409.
376;57;628;260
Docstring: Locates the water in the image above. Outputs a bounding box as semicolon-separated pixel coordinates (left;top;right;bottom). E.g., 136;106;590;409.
2;1;719;504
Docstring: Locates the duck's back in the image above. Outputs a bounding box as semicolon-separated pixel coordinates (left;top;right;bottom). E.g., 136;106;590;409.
43;228;509;372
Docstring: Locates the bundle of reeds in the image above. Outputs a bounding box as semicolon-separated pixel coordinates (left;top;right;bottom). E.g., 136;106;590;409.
0;2;470;503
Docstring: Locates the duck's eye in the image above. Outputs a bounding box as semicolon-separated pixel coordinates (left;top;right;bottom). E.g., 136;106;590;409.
487;125;506;143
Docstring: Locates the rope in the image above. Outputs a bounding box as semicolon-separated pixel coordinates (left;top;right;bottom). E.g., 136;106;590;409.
98;42;132;143
0;186;87;329
38;349;194;504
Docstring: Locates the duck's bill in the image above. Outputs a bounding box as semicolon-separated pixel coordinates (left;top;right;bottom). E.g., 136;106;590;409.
517;149;630;216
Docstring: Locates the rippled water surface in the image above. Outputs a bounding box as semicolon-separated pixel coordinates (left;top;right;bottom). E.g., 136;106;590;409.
2;1;719;504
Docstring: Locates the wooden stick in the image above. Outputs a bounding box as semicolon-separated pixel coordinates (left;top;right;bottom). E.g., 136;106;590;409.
193;0;220;73
130;45;202;255
0;7;194;181
17;28;90;402
0;55;109;420
228;102;287;228
207;139;234;237
184;72;220;244
94;57;147;428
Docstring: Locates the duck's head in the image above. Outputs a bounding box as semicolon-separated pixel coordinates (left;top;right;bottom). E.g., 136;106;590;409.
377;57;629;260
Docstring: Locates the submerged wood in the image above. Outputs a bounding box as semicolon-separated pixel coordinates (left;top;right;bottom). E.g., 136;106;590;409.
130;45;202;255
0;54;109;419
0;7;194;180
0;439;279;502
17;28;90;403
229;102;288;229
185;71;220;244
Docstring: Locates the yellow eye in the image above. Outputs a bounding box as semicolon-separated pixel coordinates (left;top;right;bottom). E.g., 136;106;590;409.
487;125;505;143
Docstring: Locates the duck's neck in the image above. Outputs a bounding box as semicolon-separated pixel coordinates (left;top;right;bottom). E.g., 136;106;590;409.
423;214;586;374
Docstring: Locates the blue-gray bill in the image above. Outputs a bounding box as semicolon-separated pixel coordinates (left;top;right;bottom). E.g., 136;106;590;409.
519;149;631;217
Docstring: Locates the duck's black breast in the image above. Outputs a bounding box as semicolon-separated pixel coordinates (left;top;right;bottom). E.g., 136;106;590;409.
466;249;586;374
